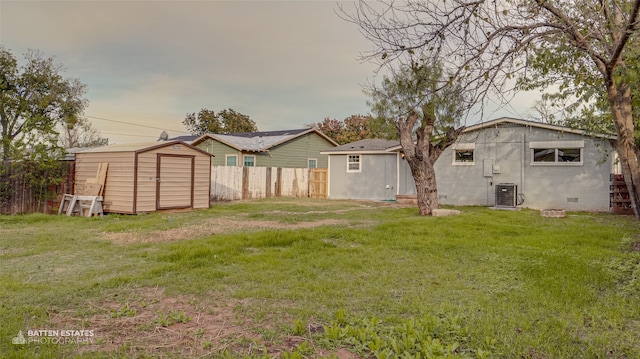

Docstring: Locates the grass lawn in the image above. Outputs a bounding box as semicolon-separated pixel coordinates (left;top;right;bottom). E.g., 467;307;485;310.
1;198;639;358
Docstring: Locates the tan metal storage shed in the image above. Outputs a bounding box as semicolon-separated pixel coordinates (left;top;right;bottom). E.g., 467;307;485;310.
74;141;212;214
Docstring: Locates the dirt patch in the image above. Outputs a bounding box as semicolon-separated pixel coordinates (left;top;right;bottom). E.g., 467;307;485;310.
49;287;245;357
49;287;357;358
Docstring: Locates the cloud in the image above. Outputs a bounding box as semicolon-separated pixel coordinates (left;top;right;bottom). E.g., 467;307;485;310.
1;1;536;144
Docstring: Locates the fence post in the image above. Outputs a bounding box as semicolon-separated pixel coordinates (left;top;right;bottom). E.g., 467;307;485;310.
242;166;249;199
275;167;282;197
265;167;272;198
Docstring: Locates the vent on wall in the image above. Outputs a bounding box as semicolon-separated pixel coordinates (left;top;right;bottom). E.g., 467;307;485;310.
496;183;517;207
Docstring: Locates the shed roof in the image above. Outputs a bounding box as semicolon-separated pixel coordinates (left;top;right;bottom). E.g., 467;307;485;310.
75;141;213;156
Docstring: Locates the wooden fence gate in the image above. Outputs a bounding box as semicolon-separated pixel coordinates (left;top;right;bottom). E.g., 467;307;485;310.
309;168;328;199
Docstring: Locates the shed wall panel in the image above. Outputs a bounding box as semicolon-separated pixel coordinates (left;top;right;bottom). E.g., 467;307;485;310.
193;156;211;208
75;152;136;213
135;153;159;212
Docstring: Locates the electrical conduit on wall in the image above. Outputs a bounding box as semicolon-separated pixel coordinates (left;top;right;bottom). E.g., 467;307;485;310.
520;133;525;205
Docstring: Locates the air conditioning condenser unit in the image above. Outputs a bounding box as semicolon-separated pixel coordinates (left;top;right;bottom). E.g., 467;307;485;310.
495;183;517;207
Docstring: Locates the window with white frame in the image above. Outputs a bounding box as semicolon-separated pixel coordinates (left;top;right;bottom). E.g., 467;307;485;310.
347;154;361;172
225;154;238;166
530;141;583;165
243;155;255;167
308;158;317;168
452;143;475;165
455;150;474;163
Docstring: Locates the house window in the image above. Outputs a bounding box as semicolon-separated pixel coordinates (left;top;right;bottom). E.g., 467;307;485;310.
558;148;581;162
533;148;556;162
452;143;475;165
308;158;317;168
225;155;238;166
533;148;582;163
454;150;474;163
530;141;584;165
347;155;361;172
243;155;255;167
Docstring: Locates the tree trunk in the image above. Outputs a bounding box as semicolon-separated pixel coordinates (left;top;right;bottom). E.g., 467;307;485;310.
1;138;13;161
608;81;640;219
405;154;439;215
397;112;443;216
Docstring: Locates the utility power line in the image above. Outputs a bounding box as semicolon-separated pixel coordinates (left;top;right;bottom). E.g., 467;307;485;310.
82;115;187;134
99;131;160;138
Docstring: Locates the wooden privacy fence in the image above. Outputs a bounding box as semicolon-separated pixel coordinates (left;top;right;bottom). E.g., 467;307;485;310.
210;166;328;201
0;160;75;215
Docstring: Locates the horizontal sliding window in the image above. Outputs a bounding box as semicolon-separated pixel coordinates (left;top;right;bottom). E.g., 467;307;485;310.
532;148;582;164
530;141;583;165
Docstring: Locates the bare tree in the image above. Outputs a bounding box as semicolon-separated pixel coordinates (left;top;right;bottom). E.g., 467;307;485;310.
59;117;108;148
340;0;640;219
526;96;572;125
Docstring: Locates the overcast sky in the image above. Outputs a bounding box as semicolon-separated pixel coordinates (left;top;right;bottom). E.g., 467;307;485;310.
1;0;536;144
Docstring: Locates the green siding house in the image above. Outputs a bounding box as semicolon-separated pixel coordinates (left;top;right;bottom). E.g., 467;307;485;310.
175;128;338;168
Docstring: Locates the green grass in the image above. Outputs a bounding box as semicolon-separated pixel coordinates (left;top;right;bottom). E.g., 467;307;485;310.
1;199;639;358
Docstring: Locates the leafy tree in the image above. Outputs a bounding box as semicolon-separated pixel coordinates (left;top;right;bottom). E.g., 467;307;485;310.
368;60;466;215
342;114;396;143
183;109;222;136
313;117;345;143
341;0;640;219
0;47;87;161
0;47;88;212
183;108;257;135
217;108;258;133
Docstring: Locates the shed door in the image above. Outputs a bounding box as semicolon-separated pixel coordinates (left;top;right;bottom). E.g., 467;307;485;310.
156;154;195;210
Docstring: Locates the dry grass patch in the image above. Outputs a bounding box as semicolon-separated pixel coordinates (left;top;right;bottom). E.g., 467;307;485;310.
101;217;352;244
98;198;412;245
49;287;312;358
